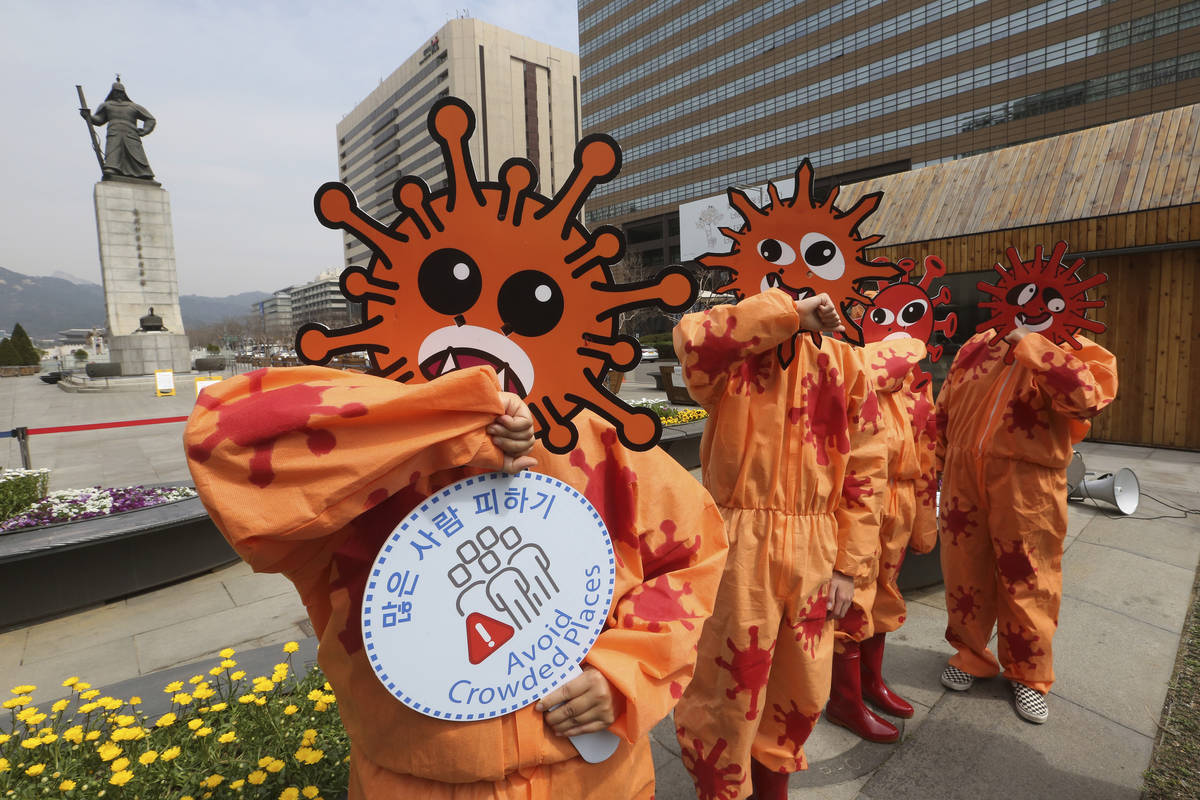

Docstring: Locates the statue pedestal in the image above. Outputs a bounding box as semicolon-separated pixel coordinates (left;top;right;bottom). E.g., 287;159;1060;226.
109;332;191;375
94;180;188;354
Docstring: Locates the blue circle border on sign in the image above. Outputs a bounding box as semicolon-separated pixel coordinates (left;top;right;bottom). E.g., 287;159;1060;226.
361;470;616;720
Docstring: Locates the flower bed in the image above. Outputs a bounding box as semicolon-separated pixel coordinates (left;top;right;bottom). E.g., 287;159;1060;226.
0;486;198;533
0;644;348;799
0;470;50;522
626;397;708;426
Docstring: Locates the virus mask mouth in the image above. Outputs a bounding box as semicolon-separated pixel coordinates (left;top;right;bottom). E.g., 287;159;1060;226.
418;325;535;398
1015;311;1053;331
761;272;814;302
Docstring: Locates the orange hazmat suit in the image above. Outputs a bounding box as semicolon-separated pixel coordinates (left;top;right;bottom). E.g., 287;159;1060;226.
670;289;884;799
936;331;1117;693
184;364;728;799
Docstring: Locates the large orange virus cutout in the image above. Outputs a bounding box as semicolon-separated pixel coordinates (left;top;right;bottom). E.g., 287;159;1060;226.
976;241;1107;363
295;97;696;453
700;159;898;358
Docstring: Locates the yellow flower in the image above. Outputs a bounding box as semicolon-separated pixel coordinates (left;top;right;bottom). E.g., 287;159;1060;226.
265;758;285;773
314;701;329;712
10;684;36;694
302;788;320;799
113;714;135;727
59;779;77;791
97;742;122;761
306;689;323;701
20;738;41;749
111;757;130;772
219;648;236;658
0;756;8;772
156;712;177;728
237;693;258;705
283;641;299;654
247;770;268;785
61;677;79;688
301;729;317;745
252;677;275;693
26;763;46;776
74;681;91;691
51;699;70;713
293;746;324;764
208;666;225;676
283;704;299;715
63;725;84;744
255;697;267;706
202;774;225;788
188;719;204;730
78;702;99;714
194;726;213;738
280;789;300;800
209;702;228;712
231;779;245;789
40;733;58;744
162;746;182;761
230;670;246;680
109;769;133;786
218;731;237;744
163;681;184;693
188;674;204;684
26;711;47;725
128;696;141;705
85;730;101;741
139;751;158;765
3;696;30;709
194;686;216;701
0;733;8;744
101;697;122;711
220;659;238;669
78;689;100;700
173;692;193;705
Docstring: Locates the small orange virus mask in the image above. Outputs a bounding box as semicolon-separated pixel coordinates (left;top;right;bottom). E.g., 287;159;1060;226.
296;97;696;453
699;159;898;357
976;241;1107;362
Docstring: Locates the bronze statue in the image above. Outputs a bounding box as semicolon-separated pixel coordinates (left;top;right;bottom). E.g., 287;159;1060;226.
77;77;156;180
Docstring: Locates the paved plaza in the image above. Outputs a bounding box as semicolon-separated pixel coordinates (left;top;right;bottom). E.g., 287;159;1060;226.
2;364;1198;798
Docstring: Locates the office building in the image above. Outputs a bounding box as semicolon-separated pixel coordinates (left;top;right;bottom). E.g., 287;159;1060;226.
289;270;357;328
250;291;294;342
578;0;1200;264
335;17;581;268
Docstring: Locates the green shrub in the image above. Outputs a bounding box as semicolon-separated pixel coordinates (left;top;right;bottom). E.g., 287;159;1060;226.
0;339;17;367
10;324;38;366
72;349;89;363
206;343;221;354
0;468;50;521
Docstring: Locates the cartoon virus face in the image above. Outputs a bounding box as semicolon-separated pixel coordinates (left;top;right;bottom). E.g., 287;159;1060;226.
976;241;1107;362
860;255;958;363
296;97;696;453
699;159;897;356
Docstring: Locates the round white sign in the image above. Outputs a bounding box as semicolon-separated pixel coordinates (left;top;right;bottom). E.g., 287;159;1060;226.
362;470;616;720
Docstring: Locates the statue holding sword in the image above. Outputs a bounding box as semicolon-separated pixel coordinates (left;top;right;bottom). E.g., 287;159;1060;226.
76;76;157;181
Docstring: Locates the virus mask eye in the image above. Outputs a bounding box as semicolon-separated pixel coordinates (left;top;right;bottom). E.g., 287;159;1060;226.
976;241;1108;362
899;299;928;326
799;233;844;280
295;96;698;453
498;270;563;337
869;307;894;325
419;248;482;316
757;238;796;265
700;158;897;354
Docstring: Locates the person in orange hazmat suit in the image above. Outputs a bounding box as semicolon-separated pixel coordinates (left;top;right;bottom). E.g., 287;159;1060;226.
936;242;1117;724
671;160;895;800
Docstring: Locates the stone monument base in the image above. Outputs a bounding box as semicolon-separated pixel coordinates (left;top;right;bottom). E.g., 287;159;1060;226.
109;332;191;376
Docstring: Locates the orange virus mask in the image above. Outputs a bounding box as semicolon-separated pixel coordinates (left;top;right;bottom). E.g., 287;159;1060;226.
699;159;897;358
975;241;1107;362
295;97;696;453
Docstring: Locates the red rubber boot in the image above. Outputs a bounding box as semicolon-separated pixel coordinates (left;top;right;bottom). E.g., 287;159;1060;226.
860;632;914;718
749;758;789;800
824;642;900;743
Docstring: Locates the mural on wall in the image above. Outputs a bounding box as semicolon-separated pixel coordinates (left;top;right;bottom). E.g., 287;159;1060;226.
975;241;1108;362
697;159;898;360
295;97;697;453
858;254;958;388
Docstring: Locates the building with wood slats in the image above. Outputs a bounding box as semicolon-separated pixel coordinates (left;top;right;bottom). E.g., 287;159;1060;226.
839;103;1200;449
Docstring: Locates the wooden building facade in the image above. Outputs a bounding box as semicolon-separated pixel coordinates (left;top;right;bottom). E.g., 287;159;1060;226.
842;104;1200;449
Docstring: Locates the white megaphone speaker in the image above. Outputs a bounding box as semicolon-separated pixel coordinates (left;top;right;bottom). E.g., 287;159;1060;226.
1075;468;1141;515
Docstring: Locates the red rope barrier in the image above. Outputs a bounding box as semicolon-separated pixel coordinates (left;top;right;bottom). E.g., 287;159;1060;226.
26;416;190;435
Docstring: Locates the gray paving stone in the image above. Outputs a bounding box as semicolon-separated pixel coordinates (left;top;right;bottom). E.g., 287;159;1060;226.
859;678;1152;800
221;568;295;607
8;636;141;693
133;591;308;673
1075;511;1200;571
1062;540;1193;632
1051;595;1180;738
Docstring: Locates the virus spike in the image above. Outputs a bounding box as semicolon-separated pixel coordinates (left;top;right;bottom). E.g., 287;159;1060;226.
429;98;485;211
836;191;883;235
568;228;625;278
296;319;406;377
341;266;398;304
766;180;783;209
536;135;621;239
823;184;840;210
792;160;817;204
314;183;405;267
577;334;640;371
564;372;663;451
917;255;948;292
591;267;698;320
393;177;442;238
498;160;536;223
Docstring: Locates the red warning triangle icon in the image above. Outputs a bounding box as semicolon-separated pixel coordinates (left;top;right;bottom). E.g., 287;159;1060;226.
465;612;515;665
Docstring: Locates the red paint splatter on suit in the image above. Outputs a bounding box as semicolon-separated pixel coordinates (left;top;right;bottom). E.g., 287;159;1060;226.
1000;622;1046;669
570;427;639;560
622;575;699;632
716;625;775;721
685;316;761;382
789;586;829;658
942;496;978;546
996;540;1037;594
679;736;743;800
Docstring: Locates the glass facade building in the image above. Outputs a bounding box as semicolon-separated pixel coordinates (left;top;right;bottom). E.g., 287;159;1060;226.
578;0;1200;264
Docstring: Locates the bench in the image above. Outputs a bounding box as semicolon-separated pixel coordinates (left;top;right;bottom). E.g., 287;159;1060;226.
659;365;698;406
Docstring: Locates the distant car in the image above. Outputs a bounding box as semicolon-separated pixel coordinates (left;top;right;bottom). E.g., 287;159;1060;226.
640;346;659;362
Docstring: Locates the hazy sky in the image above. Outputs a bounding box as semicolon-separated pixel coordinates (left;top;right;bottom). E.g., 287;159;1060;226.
1;1;579;297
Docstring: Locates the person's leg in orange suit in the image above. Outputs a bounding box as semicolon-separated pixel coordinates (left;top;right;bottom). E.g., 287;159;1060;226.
826;579;897;742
